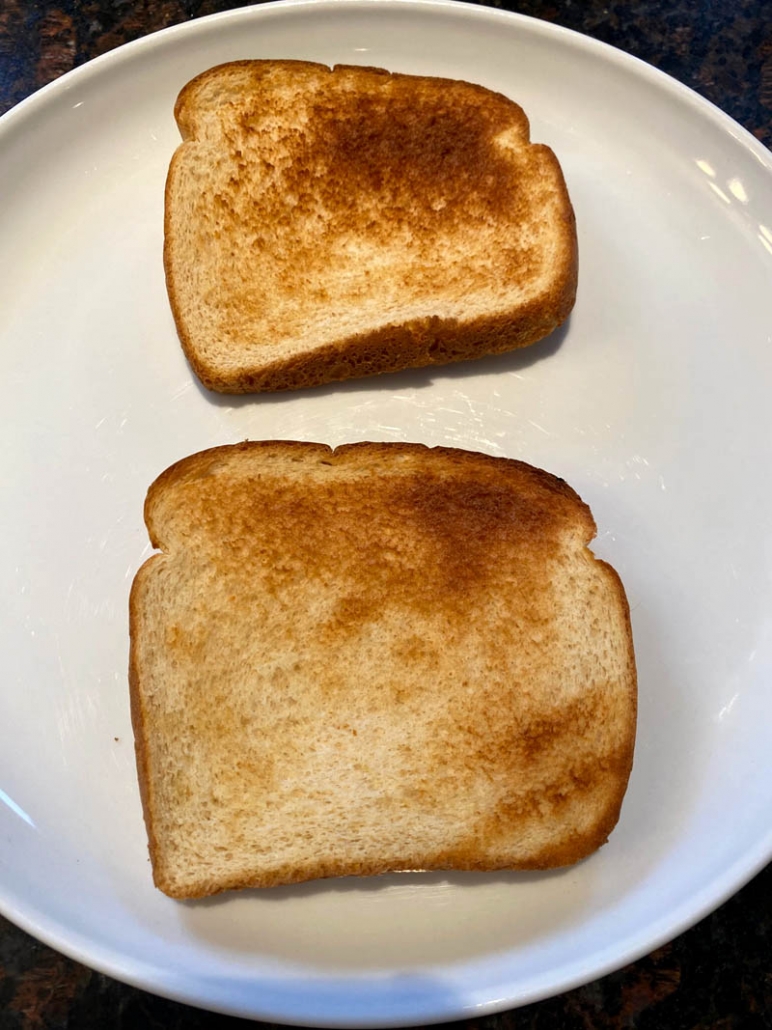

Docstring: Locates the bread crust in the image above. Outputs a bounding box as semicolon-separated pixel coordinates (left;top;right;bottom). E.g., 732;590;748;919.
128;558;165;884
129;442;635;898
163;60;578;393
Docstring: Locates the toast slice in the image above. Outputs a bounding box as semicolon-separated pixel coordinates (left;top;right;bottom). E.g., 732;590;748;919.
129;442;636;899
164;60;577;392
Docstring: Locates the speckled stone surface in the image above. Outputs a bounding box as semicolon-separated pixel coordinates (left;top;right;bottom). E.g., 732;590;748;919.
0;2;771;1028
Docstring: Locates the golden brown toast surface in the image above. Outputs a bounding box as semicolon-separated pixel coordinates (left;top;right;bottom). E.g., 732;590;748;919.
129;443;636;898
164;61;577;392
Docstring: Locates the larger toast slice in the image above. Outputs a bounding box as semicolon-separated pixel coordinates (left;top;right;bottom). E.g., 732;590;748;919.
164;61;578;392
129;442;636;898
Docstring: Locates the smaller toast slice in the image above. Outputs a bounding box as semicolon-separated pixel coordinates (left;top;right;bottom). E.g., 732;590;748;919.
164;61;578;392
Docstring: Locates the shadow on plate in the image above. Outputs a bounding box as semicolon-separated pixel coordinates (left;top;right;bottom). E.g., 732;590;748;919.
176;860;596;969
184;864;574;908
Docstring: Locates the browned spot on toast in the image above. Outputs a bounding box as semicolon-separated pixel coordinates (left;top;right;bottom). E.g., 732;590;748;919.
223;80;542;295
425;690;635;870
296;88;528;228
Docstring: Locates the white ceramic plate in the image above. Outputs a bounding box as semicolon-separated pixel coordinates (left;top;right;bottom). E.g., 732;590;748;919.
2;0;772;1025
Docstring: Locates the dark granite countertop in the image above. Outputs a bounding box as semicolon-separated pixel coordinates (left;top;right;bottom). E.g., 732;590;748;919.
1;2;771;1028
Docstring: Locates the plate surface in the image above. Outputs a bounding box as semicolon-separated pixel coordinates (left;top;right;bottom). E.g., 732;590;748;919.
2;1;772;1025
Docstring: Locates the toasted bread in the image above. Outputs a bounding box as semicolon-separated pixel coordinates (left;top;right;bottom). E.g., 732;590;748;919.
164;60;577;393
129;442;636;899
